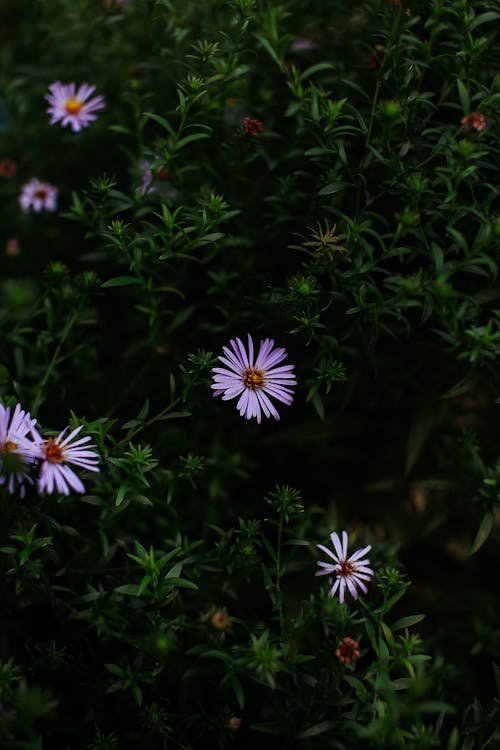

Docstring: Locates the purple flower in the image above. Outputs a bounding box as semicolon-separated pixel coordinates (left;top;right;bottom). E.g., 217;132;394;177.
19;178;58;212
211;333;297;423
45;81;105;132
315;531;374;603
31;424;100;495
290;38;316;52
0;403;38;497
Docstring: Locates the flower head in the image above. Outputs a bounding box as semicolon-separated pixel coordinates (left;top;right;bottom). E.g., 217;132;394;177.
460;112;487;132
45;81;106;132
6;238;20;256
0;159;17;178
242;117;263;136
315;530;373;603
19;178;58;212
335;636;361;665
32;424;100;495
0;403;38;497
210;609;233;631
211;334;296;423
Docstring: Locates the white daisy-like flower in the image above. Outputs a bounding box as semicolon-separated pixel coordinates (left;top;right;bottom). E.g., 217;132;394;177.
211;333;297;423
0;403;38;497
315;530;374;603
19;178;58;212
45;81;106;132
31;424;100;495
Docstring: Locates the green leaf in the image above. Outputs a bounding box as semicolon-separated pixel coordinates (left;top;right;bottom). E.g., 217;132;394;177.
470;513;494;555
176;132;210;149
164;577;198;590
143;112;176;138
254;34;285;71
318;182;349;197
114;584;150;596
115;484;128;507
300;62;335;79
102;276;141;288
297;721;337;739
392;614;425;630
469;11;500;31
456;80;470;113
440;377;475;400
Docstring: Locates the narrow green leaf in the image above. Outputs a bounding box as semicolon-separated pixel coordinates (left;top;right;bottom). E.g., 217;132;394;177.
470;513;494;555
469;11;500;31
255;34;285;71
102;276;141;288
392;614;425;631
297;721;337;739
456;80;470;113
143;112;176;138
318;182;349;197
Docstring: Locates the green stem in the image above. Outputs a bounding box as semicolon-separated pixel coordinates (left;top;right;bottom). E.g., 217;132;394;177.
116;395;182;447
32;306;81;415
275;512;284;634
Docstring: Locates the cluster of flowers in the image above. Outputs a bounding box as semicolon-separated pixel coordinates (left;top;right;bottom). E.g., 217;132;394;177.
18;81;106;213
211;337;373;604
0;403;99;497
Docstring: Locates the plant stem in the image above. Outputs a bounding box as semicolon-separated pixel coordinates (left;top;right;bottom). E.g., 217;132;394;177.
32;306;81;415
275;511;284;634
116;395;183;447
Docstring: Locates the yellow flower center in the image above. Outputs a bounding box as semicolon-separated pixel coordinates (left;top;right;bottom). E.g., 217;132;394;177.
65;98;84;115
1;440;18;454
44;438;64;464
242;367;266;390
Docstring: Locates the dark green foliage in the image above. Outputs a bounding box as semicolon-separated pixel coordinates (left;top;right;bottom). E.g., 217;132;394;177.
1;0;500;747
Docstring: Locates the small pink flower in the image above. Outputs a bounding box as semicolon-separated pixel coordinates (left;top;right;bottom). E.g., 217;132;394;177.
45;81;106;132
0;403;38;497
31;424;100;495
460;112;487;132
19;178;58;212
316;531;374;603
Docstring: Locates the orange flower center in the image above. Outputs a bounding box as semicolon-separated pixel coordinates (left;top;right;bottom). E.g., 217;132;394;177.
243;367;266;390
44;438;64;464
339;561;354;577
65;98;84;115
1;440;18;453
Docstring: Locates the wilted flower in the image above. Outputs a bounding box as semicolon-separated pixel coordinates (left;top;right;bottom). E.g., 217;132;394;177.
211;334;297;423
211;609;232;630
0;403;38;497
369;44;385;69
316;530;374;603
227;717;242;731
45;81;106;132
5;238;20;256
19;178;58;213
335;636;361;665
460;112;487;132
31;424;100;495
0;159;17;178
242;117;263;136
